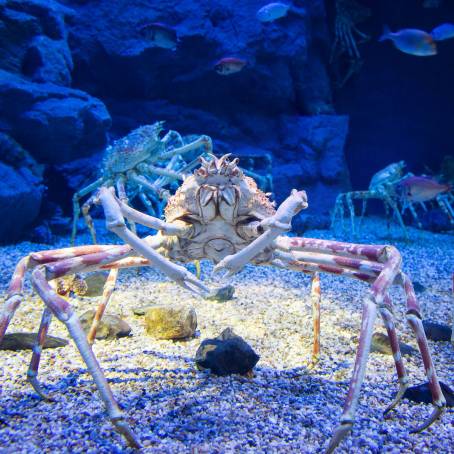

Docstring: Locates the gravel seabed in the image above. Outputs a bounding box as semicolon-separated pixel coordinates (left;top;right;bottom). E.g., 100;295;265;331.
0;218;453;453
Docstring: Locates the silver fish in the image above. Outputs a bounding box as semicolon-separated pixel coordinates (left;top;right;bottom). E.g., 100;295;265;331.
139;22;178;50
256;2;290;23
379;25;437;56
431;23;454;41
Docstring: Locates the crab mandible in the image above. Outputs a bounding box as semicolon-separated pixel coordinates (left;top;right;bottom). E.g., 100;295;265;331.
71;121;213;245
0;155;446;452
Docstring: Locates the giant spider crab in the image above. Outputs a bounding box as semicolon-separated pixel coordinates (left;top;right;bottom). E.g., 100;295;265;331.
332;161;453;238
0;155;446;452
71;121;213;245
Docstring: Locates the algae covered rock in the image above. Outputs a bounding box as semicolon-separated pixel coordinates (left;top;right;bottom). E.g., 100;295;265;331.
79;310;131;340
195;328;259;376
370;332;416;356
0;333;68;351
144;305;197;340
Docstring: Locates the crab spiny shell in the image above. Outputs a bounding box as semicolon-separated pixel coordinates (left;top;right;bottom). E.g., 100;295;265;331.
164;155;275;223
102;123;165;174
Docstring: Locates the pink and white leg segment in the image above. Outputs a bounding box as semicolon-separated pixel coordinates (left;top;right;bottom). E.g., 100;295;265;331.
270;237;445;452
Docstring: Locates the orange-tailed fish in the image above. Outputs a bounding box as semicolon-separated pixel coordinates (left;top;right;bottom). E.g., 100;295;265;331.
399;176;450;202
214;57;247;75
431;23;454;41
256;3;290;23
139;23;178;50
379;25;437;56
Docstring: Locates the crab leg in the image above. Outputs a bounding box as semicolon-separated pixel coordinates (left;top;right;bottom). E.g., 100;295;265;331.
213;189;308;278
71;178;106;245
31;268;141;448
156;135;212;161
161;129;184;147
401;272;446;431
325;246;402;453
98;188;208;296
0;256;32;341
138;190;158;216
379;294;409;416
86;268;118;344
275;236;387;261
346;193;356;237
116;176;136;236
310;273;321;362
81;194;98;244
27;307;53;399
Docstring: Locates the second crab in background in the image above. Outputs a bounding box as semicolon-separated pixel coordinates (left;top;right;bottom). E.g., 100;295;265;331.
71;121;213;245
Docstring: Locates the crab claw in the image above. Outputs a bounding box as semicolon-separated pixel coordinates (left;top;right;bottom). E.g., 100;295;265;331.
212;263;236;281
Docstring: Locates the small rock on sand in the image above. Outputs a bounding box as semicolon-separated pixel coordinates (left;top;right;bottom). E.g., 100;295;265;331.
195;327;260;376
145;305;197;339
0;333;68;351
79;310;132;340
370;332;415;356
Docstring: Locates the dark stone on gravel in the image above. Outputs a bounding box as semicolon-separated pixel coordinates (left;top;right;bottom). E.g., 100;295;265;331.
195;327;259;376
0;333;68;351
205;285;235;302
413;281;426;294
423;321;452;342
403;382;454;407
370;332;416;356
79;310;131;340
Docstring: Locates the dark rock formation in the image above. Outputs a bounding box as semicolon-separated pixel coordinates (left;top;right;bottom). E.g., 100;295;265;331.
403;382;454;407
0;161;43;242
195;328;260;376
423;320;452;342
0;70;111;164
0;0;351;241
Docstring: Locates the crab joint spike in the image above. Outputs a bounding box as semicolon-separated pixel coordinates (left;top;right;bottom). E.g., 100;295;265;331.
325;421;353;454
410;406;445;434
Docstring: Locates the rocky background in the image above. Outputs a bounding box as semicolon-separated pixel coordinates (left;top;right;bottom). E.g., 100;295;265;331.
0;0;452;243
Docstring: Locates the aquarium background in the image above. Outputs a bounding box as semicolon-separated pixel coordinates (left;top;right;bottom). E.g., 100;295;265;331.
0;0;453;243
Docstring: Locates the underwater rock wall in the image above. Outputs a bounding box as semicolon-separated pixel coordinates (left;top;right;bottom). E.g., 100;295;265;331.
0;0;350;242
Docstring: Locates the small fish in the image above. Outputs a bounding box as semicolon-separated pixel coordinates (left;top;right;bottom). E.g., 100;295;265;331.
399;176;450;202
379;25;437;56
139;22;178;50
256;2;290;23
431;23;454;41
214;57;247;75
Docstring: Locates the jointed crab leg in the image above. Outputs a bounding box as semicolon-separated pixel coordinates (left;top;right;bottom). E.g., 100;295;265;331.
87;268;119;344
31;269;141;448
0;256;31;340
401;273;446;431
98;188;208;296
81;194;98;244
71;178;106;245
27;307;53;399
270;238;444;452
325;245;401;453
157;135;212;162
213;189;308;278
379;294;409;416
310;273;321;362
